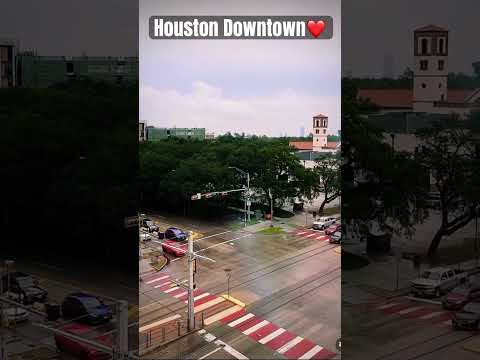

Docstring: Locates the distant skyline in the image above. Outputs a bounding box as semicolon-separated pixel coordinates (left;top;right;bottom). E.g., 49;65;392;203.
140;0;341;137
343;0;480;78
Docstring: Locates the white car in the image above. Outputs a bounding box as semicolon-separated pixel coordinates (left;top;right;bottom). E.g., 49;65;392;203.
140;233;152;242
411;267;468;298
312;217;337;230
1;307;29;324
329;231;342;244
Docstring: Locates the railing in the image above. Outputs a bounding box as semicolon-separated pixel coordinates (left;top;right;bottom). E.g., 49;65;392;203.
138;312;205;355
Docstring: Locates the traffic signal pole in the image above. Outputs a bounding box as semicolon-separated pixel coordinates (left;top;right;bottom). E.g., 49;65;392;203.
187;234;195;331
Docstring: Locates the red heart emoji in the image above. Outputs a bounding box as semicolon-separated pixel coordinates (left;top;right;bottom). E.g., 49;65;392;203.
307;20;325;38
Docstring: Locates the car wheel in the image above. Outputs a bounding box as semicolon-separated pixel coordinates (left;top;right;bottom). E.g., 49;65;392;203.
434;288;441;298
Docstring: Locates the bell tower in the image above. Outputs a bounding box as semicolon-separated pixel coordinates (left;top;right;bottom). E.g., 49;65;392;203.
413;25;449;113
312;114;328;152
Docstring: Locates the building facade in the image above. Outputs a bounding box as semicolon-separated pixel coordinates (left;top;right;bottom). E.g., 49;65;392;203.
312;114;329;151
146;127;206;141
0;38;16;88
17;53;138;88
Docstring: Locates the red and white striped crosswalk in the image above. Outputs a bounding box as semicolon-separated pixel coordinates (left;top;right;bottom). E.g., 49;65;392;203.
365;298;453;327
140;272;337;359
291;229;330;242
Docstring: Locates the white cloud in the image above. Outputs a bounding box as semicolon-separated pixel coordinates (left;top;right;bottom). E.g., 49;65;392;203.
140;81;340;136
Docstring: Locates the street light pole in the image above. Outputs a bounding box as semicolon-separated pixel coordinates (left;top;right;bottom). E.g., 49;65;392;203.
246;173;251;223
224;268;232;300
228;167;250;227
187;233;195;331
268;189;273;227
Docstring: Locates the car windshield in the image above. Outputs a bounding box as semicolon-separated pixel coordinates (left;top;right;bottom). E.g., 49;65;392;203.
463;303;480;314
16;276;35;288
80;297;101;309
421;271;440;280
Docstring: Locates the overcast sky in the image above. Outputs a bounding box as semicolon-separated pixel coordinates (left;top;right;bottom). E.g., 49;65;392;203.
342;0;480;77
140;0;341;137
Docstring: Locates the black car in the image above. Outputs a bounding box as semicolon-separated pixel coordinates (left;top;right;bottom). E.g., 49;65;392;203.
61;292;112;325
452;301;480;330
141;218;159;233
0;272;48;304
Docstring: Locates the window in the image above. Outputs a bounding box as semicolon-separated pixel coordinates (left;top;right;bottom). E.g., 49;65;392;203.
441;94;445;101
316;120;319;127
420;60;428;70
66;62;74;73
438;83;442;88
315;129;319;134
438;60;444;71
421;83;426;88
323;129;326;134
438;38;445;54
421;38;429;54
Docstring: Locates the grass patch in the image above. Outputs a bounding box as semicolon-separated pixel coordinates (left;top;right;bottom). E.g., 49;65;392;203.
259;226;284;235
342;251;370;270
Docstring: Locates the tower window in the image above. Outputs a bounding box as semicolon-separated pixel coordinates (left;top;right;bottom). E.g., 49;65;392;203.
438;83;442;88
323;129;326;134
420;60;428;70
316;129;320;134
421;38;429;54
66;62;74;73
438;38;445;54
421;83;427;88
438;60;444;71
441;94;445;101
316;120;319;127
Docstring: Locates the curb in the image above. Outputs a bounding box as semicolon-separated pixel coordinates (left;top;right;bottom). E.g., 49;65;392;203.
221;294;246;308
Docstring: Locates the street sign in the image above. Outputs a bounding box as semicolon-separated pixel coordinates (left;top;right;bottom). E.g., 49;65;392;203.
124;216;138;228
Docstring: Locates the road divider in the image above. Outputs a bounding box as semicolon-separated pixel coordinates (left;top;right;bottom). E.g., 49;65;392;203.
221;294;246;308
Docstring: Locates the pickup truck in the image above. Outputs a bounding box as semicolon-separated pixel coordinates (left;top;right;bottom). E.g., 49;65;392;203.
411;267;468;298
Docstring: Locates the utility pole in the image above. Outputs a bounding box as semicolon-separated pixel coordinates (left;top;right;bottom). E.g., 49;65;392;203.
187;233;195;331
246;173;251;223
268;189;273;227
114;300;129;358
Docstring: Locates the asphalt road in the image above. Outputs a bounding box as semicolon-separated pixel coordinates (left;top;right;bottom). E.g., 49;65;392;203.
139;213;341;359
342;294;479;360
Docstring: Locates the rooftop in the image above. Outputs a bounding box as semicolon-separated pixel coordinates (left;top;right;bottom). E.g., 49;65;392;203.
414;24;448;32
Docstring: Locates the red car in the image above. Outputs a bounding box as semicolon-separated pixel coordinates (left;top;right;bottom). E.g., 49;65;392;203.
162;240;187;257
55;323;112;360
325;224;342;236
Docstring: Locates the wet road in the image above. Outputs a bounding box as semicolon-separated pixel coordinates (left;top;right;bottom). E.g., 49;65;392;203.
140;213;341;359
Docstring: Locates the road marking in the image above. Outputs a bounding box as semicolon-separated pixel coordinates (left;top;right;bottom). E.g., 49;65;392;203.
228;313;255;327
196;234;252;253
398;306;424;315
214;340;249;360
419;311;445;320
258;328;286;344
194;297;225;312
243;320;270;335
184;292;210;303
204;305;242;326
296;231;308;235
199;347;223;359
278;336;304;354
377;303;400;310
154;281;172;288
164;286;179;293
145;275;169;285
299;345;324;359
403;296;442;305
139;314;181;332
193;231;233;243
305;233;317;238
173;291;188;299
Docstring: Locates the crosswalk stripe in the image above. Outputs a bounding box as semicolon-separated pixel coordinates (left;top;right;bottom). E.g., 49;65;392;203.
194;297;225;313
398;306;424;315
419;311;445;320
377;302;400;310
173;291;188;298
164;286;179;293
145;275;169;284
228;313;255;328
305;233;317;238
153;281;171;288
243;320;270;335
278;336;304;354
297;231;308;235
258;328;286;344
204;305;242;326
299;345;324;360
184;292;210;303
139;314;181;332
316;235;328;240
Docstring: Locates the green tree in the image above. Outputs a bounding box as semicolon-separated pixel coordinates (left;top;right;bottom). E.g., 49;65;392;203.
313;154;341;215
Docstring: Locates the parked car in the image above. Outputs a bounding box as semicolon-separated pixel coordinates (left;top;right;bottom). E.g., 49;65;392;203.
312;217;337;230
329;231;342;244
452;301;480;330
141;218;159;233
0;272;47;304
411;267;468;298
325;224;342;236
0;307;29;324
61;293;112;325
55;323;112;360
159;227;188;257
442;282;480;310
